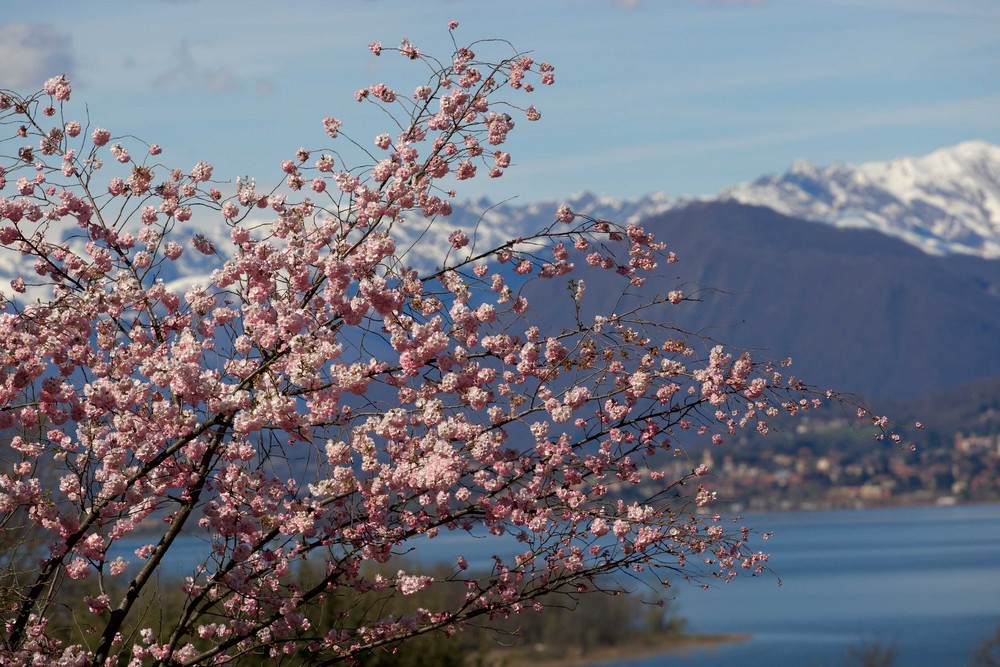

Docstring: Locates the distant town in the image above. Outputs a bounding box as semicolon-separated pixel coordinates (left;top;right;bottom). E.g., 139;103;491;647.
632;414;1000;514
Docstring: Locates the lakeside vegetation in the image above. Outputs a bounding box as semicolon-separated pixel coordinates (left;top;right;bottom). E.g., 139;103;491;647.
2;539;730;667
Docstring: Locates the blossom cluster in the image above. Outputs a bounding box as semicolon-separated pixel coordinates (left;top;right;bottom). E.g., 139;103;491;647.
0;27;899;667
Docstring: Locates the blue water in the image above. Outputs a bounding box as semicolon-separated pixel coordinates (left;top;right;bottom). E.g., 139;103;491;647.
596;504;1000;667
111;504;1000;666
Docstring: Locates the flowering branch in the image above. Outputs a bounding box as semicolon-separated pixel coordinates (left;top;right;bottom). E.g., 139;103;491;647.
0;27;898;666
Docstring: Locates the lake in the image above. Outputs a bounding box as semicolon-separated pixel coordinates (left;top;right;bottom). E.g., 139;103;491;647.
111;503;1000;666
596;504;1000;667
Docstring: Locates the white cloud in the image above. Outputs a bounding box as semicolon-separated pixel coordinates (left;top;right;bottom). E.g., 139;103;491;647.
152;40;273;94
697;0;763;5
0;23;75;91
824;0;1000;19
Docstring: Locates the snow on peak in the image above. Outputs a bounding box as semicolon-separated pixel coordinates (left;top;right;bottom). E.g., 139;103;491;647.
718;141;1000;258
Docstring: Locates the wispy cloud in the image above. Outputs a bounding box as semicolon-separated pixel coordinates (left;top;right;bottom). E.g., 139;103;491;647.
0;23;75;90
151;40;274;95
513;94;1000;183
697;0;764;6
614;0;764;7
823;0;1000;19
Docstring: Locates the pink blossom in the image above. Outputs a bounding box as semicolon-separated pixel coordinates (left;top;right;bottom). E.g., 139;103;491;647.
455;160;476;180
108;557;129;576
399;38;420;60
43;74;72;101
322;117;342;138
85;594;110;615
66;558;90;580
0;30;898;665
109;143;130;163
163;241;183;260
396;571;433;595
190;161;213;182
107;177;127;196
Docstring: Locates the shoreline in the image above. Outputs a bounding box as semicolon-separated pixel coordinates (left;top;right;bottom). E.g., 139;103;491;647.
477;632;751;667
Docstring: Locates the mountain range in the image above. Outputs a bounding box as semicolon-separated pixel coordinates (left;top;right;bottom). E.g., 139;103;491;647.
717;140;1000;259
523;200;1000;401
3;141;999;403
435;141;1000;402
430;140;1000;262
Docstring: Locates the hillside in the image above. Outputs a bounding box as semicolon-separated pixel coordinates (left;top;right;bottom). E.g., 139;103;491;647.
523;200;1000;400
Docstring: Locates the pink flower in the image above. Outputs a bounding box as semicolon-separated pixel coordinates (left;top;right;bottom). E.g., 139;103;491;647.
66;558;90;580
191;234;216;255
454;161;476;180
43;74;72;101
108;557;129;576
92;128;111;147
110;143;131;163
399;39;420;60
107;177;127;196
164;241;183;260
322;117;342;138
396;570;433;596
219;202;239;220
190;161;213;182
85;594;110;615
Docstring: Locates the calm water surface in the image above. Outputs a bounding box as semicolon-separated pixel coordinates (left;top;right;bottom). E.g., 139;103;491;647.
597;504;1000;667
112;504;1000;666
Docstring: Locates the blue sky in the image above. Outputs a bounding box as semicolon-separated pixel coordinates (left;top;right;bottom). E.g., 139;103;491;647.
2;0;998;203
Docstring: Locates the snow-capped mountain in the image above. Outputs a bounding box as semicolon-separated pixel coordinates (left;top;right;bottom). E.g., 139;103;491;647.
392;191;677;263
716;140;1000;259
4;141;999;304
410;140;1000;264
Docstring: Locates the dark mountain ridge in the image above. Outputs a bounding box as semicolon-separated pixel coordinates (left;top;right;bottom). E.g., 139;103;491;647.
526;200;1000;401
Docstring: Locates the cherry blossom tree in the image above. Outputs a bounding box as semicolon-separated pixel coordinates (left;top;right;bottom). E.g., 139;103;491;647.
0;25;897;666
